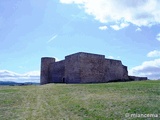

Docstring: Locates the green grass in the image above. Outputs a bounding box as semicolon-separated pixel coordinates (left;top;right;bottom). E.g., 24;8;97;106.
0;80;160;120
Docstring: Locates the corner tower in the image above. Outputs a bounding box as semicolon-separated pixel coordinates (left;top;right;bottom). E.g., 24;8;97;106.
40;57;55;85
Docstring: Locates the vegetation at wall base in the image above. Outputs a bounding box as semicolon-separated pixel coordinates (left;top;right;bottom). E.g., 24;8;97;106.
0;80;160;120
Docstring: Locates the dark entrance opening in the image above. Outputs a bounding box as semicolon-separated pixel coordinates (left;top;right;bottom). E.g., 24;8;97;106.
62;77;65;83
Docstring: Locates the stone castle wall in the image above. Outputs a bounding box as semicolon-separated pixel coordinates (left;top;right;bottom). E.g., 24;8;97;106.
40;57;55;85
129;76;147;81
40;52;147;84
65;53;81;83
79;53;105;83
49;60;65;83
104;59;129;82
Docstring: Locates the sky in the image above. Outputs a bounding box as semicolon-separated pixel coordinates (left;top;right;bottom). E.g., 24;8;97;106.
0;0;160;82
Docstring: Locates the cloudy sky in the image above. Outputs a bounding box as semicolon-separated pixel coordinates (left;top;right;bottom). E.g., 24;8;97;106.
0;0;160;82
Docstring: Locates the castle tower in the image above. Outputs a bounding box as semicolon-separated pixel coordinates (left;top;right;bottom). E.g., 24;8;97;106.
40;57;55;85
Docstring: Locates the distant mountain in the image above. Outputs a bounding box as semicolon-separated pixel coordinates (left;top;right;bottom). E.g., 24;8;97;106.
0;81;39;86
0;81;17;85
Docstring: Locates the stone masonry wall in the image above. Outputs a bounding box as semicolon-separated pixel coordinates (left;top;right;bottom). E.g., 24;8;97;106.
40;57;55;85
104;59;127;82
65;53;81;83
40;52;147;84
49;60;65;83
129;76;147;81
123;65;129;80
79;53;105;83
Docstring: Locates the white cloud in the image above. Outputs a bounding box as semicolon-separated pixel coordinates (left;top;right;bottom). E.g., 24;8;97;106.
147;50;160;57
60;0;160;28
23;71;40;77
0;70;40;83
54;57;60;62
60;0;84;4
110;23;129;30
156;33;160;41
107;56;120;60
110;25;121;31
135;27;142;32
129;59;160;80
98;26;108;30
108;56;114;59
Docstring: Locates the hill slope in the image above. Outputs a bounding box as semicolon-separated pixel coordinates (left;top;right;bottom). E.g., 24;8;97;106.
0;81;160;119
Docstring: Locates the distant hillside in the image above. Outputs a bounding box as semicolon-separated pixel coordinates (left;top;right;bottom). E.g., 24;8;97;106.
0;81;39;86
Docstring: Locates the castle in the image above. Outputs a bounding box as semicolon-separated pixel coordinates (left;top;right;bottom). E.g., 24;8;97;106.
40;52;147;85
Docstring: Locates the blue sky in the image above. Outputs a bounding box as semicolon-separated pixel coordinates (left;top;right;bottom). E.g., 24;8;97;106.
0;0;160;82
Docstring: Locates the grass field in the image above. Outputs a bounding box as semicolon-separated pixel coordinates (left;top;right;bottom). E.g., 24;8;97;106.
0;80;160;120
